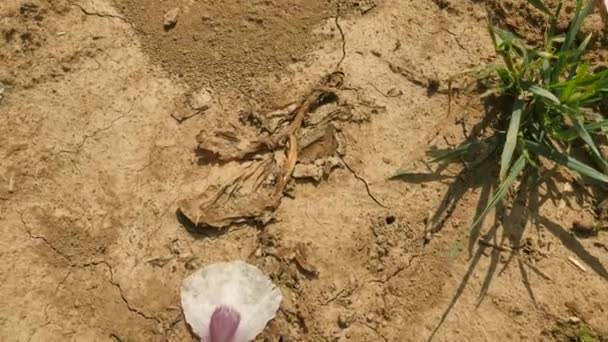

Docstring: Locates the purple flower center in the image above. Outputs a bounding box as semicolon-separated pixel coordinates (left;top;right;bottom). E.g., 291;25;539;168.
208;305;240;342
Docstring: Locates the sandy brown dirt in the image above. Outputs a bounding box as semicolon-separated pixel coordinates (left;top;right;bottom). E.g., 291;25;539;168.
1;0;607;341
117;0;340;107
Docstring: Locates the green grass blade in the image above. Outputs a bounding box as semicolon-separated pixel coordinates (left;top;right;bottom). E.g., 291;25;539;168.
499;99;523;181
549;2;563;39
562;0;594;52
527;0;553;16
551;0;594;83
559;77;580;103
569;114;608;173
553;103;608;172
525;140;608;183
529;85;560;104
554;119;608;141
567;33;593;81
471;155;526;229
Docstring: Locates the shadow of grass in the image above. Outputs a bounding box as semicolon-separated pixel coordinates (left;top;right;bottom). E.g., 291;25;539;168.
392;89;608;340
426;172;608;341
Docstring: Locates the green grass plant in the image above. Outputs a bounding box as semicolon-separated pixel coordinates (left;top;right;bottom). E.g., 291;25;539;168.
428;0;608;228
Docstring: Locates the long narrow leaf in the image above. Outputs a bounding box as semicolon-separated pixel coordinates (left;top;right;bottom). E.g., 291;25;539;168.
529;85;560;104
471;155;526;229
549;2;563;39
527;0;553;16
555;103;608;172
567;33;593;81
570;114;608;173
562;0;594;51
552;0;595;83
554;119;608;141
525;140;608;183
500;99;523;181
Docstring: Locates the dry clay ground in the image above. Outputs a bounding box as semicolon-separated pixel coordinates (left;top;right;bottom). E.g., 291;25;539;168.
1;0;608;341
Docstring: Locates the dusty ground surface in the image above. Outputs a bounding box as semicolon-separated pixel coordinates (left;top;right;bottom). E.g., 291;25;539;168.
1;0;607;341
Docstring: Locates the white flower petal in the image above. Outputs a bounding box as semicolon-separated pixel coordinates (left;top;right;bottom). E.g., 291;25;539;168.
181;261;282;342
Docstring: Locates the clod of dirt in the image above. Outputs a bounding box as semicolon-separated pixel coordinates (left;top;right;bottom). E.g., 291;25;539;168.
187;88;213;111
293;163;324;182
171;88;214;122
293;242;319;277
572;220;599;238
256;239;318;279
344;0;377;14
292;156;342;182
386;88;402;97
337;312;354;329
163;7;179;31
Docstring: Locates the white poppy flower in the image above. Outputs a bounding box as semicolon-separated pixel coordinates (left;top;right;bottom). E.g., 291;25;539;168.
181;261;282;342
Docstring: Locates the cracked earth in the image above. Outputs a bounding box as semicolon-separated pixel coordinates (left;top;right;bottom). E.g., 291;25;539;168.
2;0;608;341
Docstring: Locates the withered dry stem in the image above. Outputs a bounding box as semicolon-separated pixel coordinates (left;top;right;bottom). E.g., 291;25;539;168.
180;73;346;229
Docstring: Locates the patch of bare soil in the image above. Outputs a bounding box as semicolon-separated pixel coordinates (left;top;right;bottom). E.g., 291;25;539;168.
117;0;347;107
1;0;607;341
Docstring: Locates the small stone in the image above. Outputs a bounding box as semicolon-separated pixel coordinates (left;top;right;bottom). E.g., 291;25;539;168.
164;8;180;30
567;316;581;324
359;0;377;14
170;239;187;255
185;258;201;270
365;313;376;322
369;259;384;272
572;220;598;237
337;313;351;329
368;247;379;259
386;88;402;97
187;88;213;111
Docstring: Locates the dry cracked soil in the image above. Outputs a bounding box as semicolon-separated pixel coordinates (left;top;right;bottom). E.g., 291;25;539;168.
1;0;608;341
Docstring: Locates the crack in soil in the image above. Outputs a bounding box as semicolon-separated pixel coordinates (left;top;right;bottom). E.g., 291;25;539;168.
99;260;162;324
335;3;347;69
369;264;407;284
71;2;128;22
340;156;388;209
59;107;131;154
17;209;72;263
17;209;161;325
